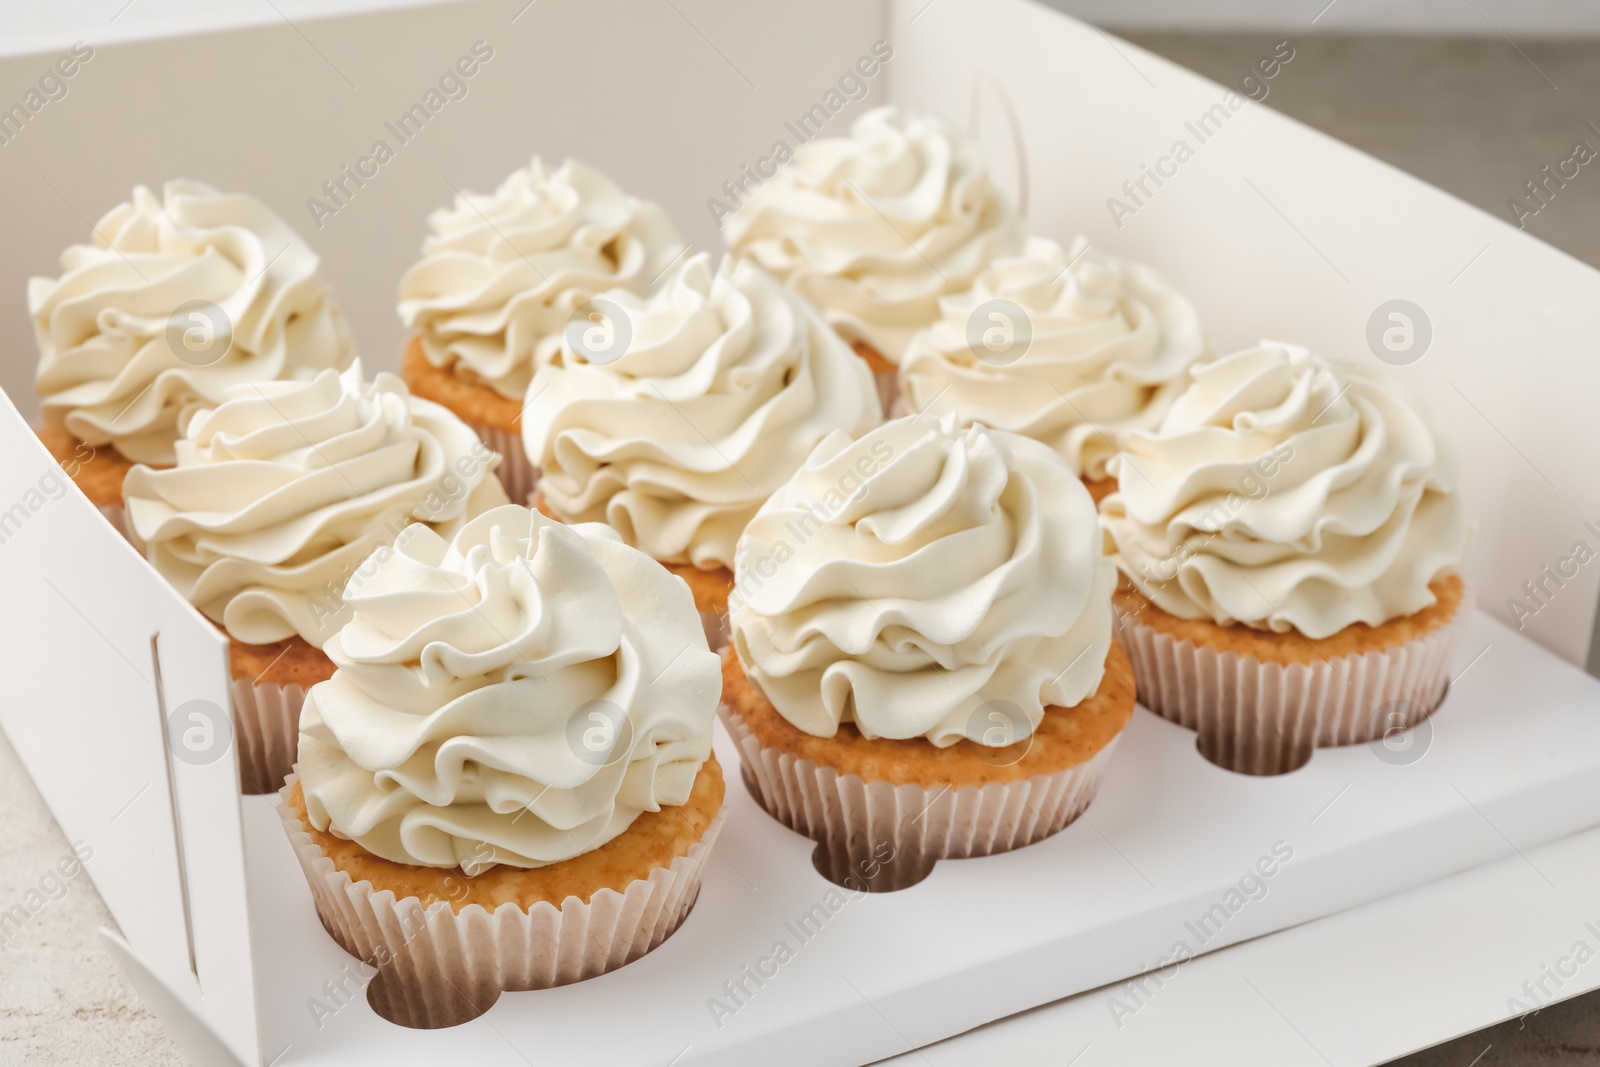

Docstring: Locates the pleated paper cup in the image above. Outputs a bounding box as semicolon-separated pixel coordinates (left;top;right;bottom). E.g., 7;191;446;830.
401;338;537;506
275;774;725;1029
1114;594;1467;776
470;420;538;507
720;705;1119;891
700;609;729;652
98;503;130;541
232;679;307;795
872;369;900;416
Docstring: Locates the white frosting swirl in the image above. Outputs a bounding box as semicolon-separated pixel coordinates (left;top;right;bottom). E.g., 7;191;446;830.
398;158;684;399
722;106;1024;365
31;180;356;465
1099;342;1469;639
523;253;882;571
898;236;1206;480
124;362;508;646
730;414;1114;746
296;504;720;873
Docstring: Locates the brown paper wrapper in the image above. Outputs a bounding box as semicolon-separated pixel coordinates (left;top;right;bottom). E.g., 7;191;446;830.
700;609;729;652
873;368;899;416
232;679;306;795
720;705;1119;891
470;420;538;506
98;502;130;541
275;774;725;1028
1114;595;1467;775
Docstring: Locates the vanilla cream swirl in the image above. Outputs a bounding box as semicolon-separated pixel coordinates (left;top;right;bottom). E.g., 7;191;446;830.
31;180;355;465
398;158;684;399
523;253;881;571
296;505;719;872
898;236;1206;480
124;362;507;647
1099;343;1468;639
729;414;1114;746
722;106;1024;365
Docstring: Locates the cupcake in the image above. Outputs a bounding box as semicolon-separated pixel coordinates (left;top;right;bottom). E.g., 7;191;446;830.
32;180;355;533
724;414;1133;891
721;106;1023;412
1100;342;1470;775
399;158;684;504
280;504;724;1026
898;236;1206;504
522;252;881;648
123;362;507;794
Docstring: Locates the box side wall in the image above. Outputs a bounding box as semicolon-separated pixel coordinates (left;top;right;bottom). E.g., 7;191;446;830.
0;396;257;1063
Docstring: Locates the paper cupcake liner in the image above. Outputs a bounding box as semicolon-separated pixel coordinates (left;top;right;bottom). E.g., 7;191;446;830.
720;705;1119;891
275;774;725;1029
873;368;900;416
470;421;538;506
232;678;307;796
699;608;729;652
96;501;132;542
1114;595;1467;776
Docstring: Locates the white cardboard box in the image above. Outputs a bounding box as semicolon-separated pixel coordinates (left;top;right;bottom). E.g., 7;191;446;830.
880;822;1600;1066
3;1;1600;1064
